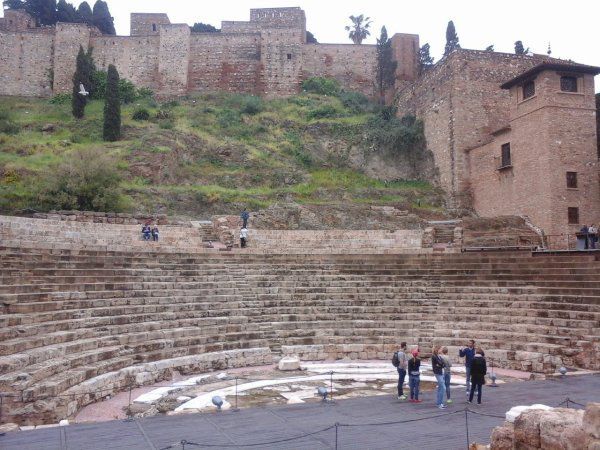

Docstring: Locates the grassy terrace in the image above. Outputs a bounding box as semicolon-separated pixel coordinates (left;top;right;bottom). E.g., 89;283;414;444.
0;91;444;217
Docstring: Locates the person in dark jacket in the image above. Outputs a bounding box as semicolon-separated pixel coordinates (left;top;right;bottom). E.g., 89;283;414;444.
240;209;250;228
142;223;151;241
432;345;447;409
459;339;475;394
468;348;487;405
408;350;422;403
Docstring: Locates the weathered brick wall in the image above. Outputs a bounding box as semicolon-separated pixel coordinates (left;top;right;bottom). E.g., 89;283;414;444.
0;29;54;96
158;24;190;96
188;33;261;94
397;50;552;201
130;13;170;36
469;71;600;235
52;23;91;94
301;44;377;96
90;35;160;90
0;9;36;31
250;7;306;34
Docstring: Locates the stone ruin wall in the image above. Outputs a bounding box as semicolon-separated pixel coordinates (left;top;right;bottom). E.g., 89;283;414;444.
0;7;382;98
396;50;550;202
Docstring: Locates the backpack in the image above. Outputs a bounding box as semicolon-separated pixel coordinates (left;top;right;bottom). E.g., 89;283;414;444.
392;351;400;368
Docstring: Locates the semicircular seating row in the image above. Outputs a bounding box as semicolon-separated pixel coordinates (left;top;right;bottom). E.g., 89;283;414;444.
0;218;598;425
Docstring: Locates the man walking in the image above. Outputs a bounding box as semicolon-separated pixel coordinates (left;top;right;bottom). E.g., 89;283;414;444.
459;339;475;395
241;209;250;229
395;342;408;400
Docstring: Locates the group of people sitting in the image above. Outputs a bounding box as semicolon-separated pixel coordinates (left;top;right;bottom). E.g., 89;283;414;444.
394;339;487;409
141;223;159;241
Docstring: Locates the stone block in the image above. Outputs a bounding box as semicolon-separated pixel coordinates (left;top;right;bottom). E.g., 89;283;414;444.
278;356;300;371
584;403;600;439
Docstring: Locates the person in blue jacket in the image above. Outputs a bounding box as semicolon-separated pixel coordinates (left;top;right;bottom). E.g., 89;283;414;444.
459;339;475;395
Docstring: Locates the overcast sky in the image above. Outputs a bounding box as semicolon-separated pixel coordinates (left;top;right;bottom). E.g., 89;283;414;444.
3;0;599;90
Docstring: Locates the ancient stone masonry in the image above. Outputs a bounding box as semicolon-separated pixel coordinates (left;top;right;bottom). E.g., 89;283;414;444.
396;49;600;234
0;7;389;98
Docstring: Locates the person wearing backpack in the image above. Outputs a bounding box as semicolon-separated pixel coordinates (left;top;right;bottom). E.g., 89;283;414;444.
408;350;422;403
392;342;408;400
432;345;447;409
468;348;487;405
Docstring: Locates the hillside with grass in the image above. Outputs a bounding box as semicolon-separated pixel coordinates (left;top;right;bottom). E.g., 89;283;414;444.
0;80;447;226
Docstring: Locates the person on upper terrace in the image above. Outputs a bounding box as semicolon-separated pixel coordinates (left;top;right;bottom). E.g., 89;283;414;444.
152;225;159;242
588;224;597;249
142;223;152;241
240;209;250;229
240;227;248;248
580;225;590;249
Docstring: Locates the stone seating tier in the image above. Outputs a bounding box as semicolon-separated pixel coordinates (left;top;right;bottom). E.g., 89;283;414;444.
0;243;599;424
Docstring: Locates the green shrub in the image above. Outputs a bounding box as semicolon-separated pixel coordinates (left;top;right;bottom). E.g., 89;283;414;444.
49;93;72;105
158;120;174;130
132;108;150;121
136;87;154;99
365;113;425;156
0;110;20;135
90;70;107;100
301;77;341;96
217;109;242;128
37;148;126;212
239;96;264;115
161;100;180;109
307;104;342;120
118;79;137;104
339;91;371;114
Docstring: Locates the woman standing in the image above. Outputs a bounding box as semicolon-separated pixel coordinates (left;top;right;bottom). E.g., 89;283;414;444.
440;346;452;404
408;350;422;403
468;348;487;405
431;346;447;409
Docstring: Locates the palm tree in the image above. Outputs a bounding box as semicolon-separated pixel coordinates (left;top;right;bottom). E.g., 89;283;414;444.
345;14;372;45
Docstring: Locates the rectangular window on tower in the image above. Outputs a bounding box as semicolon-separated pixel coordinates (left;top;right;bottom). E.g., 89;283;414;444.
500;143;512;168
560;76;578;93
568;207;579;225
522;80;535;100
566;172;578;188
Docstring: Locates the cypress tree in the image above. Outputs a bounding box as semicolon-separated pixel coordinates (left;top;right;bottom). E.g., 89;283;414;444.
72;45;90;118
56;0;78;23
514;40;529;55
26;0;57;26
103;64;121;142
444;20;460;56
77;1;93;24
3;0;26;10
418;43;434;72
376;26;397;103
92;0;115;35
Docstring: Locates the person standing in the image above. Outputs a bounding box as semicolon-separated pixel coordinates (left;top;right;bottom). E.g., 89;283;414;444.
408;350;421;403
468;348;487;405
589;224;597;249
240;227;248;248
240;209;250;229
459;339;475;395
440;346;452;404
395;342;408;400
432;345;447;409
151;225;159;242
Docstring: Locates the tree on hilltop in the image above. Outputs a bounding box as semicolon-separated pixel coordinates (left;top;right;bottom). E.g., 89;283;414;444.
72;45;91;118
376;26;397;103
56;0;77;23
306;31;318;43
190;22;219;32
444;20;460;56
419;43;434;73
514;40;529;55
24;0;57;25
485;45;494;52
345;14;372;45
77;1;92;24
92;0;115;35
103;64;121;142
3;0;26;10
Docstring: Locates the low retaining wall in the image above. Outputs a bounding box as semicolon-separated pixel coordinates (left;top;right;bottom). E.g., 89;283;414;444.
9;348;272;425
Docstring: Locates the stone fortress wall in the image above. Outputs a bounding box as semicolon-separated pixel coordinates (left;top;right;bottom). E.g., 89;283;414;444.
0;7;411;98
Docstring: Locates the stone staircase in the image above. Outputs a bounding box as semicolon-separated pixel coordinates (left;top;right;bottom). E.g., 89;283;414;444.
0;216;598;425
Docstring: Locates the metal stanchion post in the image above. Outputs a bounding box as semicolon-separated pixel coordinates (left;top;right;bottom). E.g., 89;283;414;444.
464;408;470;450
335;422;339;450
233;377;239;412
126;383;133;421
330;371;334;403
181;440;187;450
